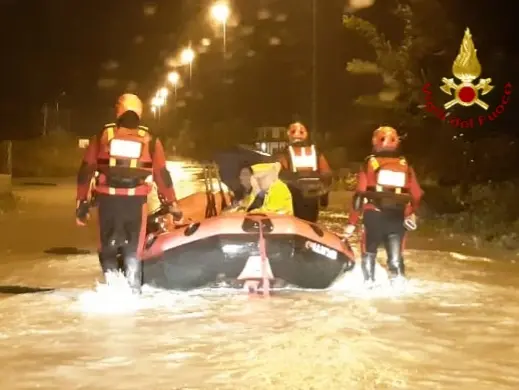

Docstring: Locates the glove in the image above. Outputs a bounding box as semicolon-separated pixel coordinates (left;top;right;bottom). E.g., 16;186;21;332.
404;214;417;231
75;200;90;226
167;202;183;222
162;213;175;231
343;224;356;237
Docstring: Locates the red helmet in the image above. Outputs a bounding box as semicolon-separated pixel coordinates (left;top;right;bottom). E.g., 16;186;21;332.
372;126;400;151
287;122;308;143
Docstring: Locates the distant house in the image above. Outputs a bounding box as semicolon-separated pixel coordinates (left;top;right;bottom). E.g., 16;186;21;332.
254;126;287;155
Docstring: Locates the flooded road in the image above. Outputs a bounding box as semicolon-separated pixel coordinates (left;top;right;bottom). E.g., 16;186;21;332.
1;167;518;389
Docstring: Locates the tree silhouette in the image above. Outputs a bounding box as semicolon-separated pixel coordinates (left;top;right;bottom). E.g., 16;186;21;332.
343;0;455;130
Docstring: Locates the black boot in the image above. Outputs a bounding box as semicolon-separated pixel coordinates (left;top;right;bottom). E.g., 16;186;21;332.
124;253;142;294
385;234;405;278
98;252;119;274
361;252;377;282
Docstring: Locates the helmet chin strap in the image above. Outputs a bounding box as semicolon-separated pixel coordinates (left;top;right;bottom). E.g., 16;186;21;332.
373;148;400;157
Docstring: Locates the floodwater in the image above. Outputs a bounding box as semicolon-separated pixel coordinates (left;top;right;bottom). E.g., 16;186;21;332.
1;165;518;389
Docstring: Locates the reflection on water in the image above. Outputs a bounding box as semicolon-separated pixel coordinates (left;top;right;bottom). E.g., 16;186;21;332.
1;165;518;389
1;243;518;388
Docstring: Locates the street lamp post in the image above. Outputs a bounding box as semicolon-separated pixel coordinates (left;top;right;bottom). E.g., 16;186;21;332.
158;87;169;100
55;91;66;132
151;95;165;125
311;0;317;134
180;47;195;79
210;2;231;53
168;71;181;130
167;71;180;95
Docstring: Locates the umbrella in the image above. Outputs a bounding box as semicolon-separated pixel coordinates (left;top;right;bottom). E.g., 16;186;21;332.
213;145;275;192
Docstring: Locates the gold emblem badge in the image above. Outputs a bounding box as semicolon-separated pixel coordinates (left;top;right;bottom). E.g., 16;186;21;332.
440;28;493;110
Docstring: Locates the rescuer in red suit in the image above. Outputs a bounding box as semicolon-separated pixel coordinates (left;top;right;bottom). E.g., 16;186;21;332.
277;122;332;222
75;93;182;293
344;126;423;283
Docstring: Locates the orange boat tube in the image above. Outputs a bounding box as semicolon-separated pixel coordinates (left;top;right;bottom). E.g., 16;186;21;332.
142;213;356;290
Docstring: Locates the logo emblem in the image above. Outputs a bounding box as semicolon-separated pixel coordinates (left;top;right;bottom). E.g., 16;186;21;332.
440;28;493;110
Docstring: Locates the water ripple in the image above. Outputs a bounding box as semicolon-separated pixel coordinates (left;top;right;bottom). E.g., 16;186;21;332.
0;216;518;389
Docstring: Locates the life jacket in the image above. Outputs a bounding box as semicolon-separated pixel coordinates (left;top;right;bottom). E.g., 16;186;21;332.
285;145;327;198
363;155;411;204
287;145;318;172
96;123;155;195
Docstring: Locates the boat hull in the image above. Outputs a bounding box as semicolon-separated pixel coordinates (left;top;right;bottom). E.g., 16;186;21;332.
142;213;355;290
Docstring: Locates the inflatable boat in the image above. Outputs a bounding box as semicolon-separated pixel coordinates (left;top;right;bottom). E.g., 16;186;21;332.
141;212;355;290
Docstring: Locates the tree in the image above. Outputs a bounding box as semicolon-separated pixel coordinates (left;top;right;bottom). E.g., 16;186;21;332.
343;0;461;175
343;0;455;130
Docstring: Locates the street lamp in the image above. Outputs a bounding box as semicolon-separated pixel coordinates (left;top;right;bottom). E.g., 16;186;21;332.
151;97;162;107
151;95;165;124
167;71;181;127
180;47;195;79
210;2;231;52
158;87;169;99
168;71;180;94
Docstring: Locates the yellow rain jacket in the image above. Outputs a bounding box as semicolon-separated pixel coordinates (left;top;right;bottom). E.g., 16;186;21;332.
246;163;294;215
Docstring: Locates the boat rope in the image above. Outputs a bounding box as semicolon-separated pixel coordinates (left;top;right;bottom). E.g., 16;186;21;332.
258;218;270;297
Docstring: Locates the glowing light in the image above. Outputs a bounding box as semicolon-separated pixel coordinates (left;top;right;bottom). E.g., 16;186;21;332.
151;106;156;113
201;38;211;46
158;87;169;98
210;2;230;24
165;161;193;182
210;2;231;53
151;96;165;107
180;47;195;65
346;0;376;12
168;71;180;85
78;138;89;148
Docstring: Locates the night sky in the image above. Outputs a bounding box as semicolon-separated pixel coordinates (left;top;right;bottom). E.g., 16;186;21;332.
0;0;517;140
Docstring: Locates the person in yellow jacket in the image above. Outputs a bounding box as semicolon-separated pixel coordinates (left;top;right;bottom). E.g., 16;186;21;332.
245;162;294;215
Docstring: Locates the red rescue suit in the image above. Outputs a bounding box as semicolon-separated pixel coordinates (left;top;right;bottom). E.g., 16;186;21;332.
277;144;332;222
348;155;423;280
76;122;176;293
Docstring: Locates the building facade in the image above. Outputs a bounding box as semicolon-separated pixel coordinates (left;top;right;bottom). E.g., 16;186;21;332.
254;126;287;155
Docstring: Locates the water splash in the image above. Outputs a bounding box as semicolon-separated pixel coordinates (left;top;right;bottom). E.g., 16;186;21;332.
77;272;142;314
328;261;424;299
